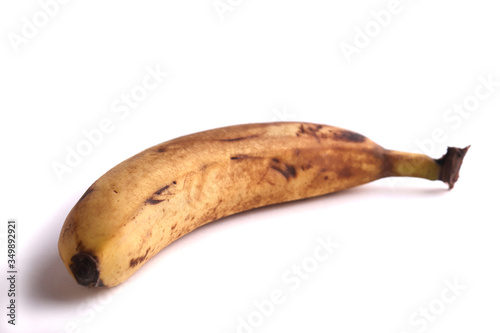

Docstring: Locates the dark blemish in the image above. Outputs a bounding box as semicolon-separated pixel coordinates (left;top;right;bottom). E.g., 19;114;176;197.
286;164;297;178
230;154;263;161
173;181;177;185
230;154;250;160
294;149;301;155
113;190;118;194
334;130;366;143
338;167;353;179
171;223;177;230
221;137;245;142
219;133;261;142
62;218;77;239
145;198;165;205
154;185;170;195
129;248;150;268
301;164;312;171
270;158;296;180
77;188;94;205
157;147;167;153
296;124;320;143
324;176;329;180
271;164;297;180
76;241;84;252
145;181;177;205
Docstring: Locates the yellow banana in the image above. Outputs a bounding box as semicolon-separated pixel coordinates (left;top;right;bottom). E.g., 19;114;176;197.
58;122;469;287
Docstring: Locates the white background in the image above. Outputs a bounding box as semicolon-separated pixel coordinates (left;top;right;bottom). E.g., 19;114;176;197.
1;0;499;332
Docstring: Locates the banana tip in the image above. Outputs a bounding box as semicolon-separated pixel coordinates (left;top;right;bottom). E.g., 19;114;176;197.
436;145;470;190
69;253;101;287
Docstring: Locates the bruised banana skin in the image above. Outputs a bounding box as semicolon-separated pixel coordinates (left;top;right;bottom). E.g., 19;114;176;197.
58;122;469;287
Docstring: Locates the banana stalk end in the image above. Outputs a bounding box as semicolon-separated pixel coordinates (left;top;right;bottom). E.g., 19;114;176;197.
435;146;470;190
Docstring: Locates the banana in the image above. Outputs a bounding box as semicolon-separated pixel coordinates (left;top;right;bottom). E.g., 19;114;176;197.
58;122;469;287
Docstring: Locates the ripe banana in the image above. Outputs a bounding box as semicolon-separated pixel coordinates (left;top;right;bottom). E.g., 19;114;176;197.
58;122;469;287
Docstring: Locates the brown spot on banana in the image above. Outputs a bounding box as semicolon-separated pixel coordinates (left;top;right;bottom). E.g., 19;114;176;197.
230;154;264;161
230;155;248;160
337;167;353;179
154;185;171;195
76;187;94;205
129;248;150;268
58;122;469;288
296;123;366;143
333;130;366;143
219;133;262;142
269;158;297;181
144;182;177;205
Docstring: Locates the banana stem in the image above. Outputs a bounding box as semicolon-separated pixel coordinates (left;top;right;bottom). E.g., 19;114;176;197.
384;146;470;189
